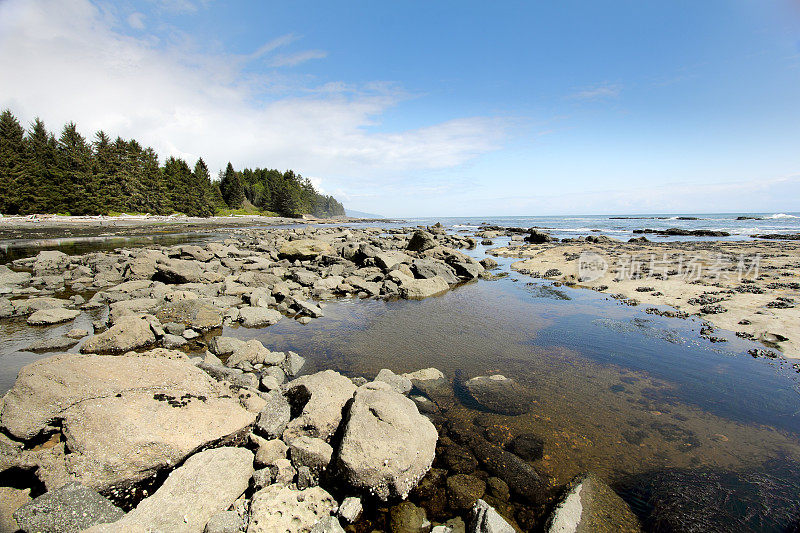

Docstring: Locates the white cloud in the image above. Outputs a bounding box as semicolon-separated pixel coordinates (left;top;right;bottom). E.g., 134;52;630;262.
0;0;503;186
570;82;621;100
127;12;145;30
148;0;207;14
268;50;328;68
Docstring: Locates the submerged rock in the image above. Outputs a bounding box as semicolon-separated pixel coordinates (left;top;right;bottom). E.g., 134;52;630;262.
464;375;534;416
86;447;254;533
24;335;80;353
545;474;640;533
390;501;430;533
469;499;515;533
14;482;124;533
337;385;438;500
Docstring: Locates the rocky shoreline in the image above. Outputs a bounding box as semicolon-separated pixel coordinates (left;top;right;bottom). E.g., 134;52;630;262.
0;224;642;532
0;214;391;242
485;232;800;359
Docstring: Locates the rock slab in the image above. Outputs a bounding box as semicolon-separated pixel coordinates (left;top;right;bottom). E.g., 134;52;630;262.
86;447;254;533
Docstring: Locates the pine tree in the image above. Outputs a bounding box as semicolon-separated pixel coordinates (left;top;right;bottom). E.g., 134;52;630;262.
220;162;244;208
56;122;92;215
22;118;58;214
0;110;26;214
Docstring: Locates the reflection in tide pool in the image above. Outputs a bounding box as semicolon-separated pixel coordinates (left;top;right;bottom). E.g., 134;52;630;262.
223;265;800;531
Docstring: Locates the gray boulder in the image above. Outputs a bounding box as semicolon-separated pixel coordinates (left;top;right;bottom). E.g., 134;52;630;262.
209;336;247;356
294;299;324;318
32;250;71;276
0;486;30;533
255;391;292;439
283;370;357;442
0;264;31;287
407;230;437;252
375;368;412;394
197;363;260;389
239;307;283;328
247;485;337;533
338;496;363;523
278;239;332;261
289;436;334;475
162;333;187;349
155;258;214;284
13;482;123;533
227;340;285;368
411;258;459;285
282;351;306;377
374;251;412;271
85;447;254;533
156;299;224;331
390;271;449;299
311;516;346;533
80;315;156;354
336;385;438;500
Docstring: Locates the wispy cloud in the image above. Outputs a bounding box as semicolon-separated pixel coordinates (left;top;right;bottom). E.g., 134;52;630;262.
247;34;298;61
147;0;210;14
0;0;504;186
268;49;328;68
569;82;622;100
127;12;146;30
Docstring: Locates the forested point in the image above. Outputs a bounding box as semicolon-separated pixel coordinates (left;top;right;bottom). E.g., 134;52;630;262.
0;109;346;218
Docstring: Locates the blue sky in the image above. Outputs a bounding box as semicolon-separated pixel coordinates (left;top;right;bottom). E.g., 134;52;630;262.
1;0;799;216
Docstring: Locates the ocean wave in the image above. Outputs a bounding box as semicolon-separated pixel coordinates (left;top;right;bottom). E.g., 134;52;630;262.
768;213;799;219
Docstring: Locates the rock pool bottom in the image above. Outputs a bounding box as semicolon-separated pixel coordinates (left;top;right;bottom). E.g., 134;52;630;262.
218;270;800;531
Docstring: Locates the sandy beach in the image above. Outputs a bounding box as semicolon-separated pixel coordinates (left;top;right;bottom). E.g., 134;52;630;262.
487;238;800;359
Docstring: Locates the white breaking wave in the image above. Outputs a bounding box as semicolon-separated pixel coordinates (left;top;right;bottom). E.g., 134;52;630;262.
768;213;799;219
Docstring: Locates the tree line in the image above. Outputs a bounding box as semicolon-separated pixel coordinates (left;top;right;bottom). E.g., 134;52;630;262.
0;109;345;218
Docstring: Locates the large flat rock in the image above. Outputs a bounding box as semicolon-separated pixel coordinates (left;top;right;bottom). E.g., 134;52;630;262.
0;353;255;491
27;307;80;326
86;447;254;533
80;315;156;354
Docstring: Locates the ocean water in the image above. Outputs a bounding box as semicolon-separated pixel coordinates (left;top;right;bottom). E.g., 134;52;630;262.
398;212;800;241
